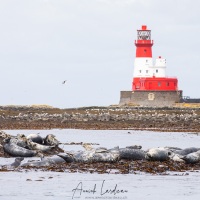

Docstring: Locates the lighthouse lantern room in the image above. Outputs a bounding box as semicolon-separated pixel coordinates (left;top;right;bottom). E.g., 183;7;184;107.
132;25;178;91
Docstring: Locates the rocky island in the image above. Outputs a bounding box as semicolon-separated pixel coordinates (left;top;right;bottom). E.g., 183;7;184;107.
0;104;199;132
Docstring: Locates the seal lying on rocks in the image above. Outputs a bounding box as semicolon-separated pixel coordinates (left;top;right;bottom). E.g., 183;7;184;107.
164;146;182;151
58;146;120;163
9;137;28;149
169;152;184;162
27;134;44;144
21;155;65;167
172;147;200;156
44;134;59;147
26;139;55;152
119;147;146;160
3;138;37;157
0;157;24;169
146;148;171;161
10;157;24;167
125;145;142;150
182;150;200;164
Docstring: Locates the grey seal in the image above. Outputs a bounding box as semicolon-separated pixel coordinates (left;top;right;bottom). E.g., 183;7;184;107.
119;148;146;160
3;138;37;157
58;146;120;163
0;157;24;169
26;139;55;152
9;137;28;149
44;134;59;146
182;150;200;164
146;148;170;161
169;152;184;162
21;156;65;167
173;147;200;156
10;157;24;167
27;133;44;144
125;145;142;150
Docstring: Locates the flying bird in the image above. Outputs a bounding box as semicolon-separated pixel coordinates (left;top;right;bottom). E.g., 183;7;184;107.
62;80;67;84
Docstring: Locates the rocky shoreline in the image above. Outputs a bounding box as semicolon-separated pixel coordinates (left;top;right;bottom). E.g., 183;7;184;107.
2;160;200;175
0;105;199;131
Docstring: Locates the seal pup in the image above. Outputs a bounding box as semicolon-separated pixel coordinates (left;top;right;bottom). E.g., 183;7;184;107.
3;138;37;157
26;139;55;152
182;150;200;164
27;133;43;144
44;134;59;146
146;148;171;161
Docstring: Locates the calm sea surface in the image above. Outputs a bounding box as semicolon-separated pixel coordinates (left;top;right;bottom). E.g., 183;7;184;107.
0;129;200;200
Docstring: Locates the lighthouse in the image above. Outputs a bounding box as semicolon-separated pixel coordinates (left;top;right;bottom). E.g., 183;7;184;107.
119;25;182;106
132;25;178;91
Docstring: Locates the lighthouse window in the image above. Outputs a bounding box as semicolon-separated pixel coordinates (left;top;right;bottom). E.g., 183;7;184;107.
158;82;161;87
146;70;148;73
156;69;158;73
166;82;169;86
139;70;142;73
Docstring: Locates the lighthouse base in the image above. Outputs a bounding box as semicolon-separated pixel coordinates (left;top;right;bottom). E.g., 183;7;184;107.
119;90;182;107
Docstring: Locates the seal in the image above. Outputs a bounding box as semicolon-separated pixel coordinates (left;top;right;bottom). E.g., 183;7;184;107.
119;148;146;160
26;139;55;152
9;137;28;149
44;134;59;146
182;150;200;164
3;138;37;157
27;133;44;144
125;145;142;150
146;148;170;161
164;146;182;151
169;152;184;162
0;157;24;169
57;153;74;163
21;155;65;167
58;146;120;163
173;147;200;156
10;157;24;167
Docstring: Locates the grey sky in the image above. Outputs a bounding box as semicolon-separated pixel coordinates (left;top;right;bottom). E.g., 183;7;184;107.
0;0;199;108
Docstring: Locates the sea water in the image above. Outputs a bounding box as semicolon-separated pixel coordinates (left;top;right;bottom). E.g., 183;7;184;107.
0;129;200;200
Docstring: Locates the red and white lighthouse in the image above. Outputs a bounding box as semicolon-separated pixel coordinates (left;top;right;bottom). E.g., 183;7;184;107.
132;25;178;91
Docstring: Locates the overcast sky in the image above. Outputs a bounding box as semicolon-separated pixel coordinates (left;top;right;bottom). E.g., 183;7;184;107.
0;0;199;108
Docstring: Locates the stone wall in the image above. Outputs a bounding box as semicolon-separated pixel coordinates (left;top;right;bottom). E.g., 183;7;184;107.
119;90;182;107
